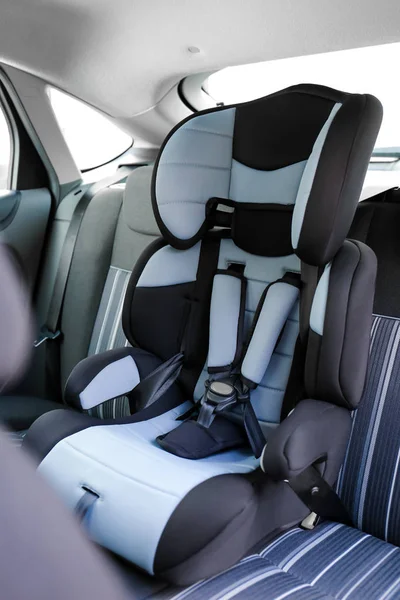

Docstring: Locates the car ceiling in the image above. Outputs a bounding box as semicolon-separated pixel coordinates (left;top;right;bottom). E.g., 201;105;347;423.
0;0;400;131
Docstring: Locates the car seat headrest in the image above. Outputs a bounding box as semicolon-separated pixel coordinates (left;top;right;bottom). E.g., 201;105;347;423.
152;84;382;266
123;165;159;236
0;245;32;392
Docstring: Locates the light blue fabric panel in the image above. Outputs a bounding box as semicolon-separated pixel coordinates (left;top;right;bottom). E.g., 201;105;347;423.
137;243;201;287
229;159;306;204
156;109;235;240
39;402;257;575
310;262;331;335
241;282;299;384
78;356;140;410
292;102;342;249
208;273;242;369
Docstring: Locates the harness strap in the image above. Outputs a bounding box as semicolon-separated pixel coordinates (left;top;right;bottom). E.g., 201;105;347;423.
207;264;246;373
241;272;301;387
196;269;301;457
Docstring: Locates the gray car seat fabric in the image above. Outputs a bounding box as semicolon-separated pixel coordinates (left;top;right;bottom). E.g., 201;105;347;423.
25;84;382;586
0;244;32;388
61;165;159;392
0;166;159;435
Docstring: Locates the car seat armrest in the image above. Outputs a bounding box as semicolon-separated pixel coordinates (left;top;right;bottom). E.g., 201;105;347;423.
64;347;141;411
261;399;352;486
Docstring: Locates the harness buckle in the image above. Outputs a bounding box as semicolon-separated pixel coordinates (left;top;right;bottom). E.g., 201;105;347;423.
197;379;237;428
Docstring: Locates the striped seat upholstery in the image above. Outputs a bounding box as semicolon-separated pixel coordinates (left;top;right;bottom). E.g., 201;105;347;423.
175;316;400;600
175;522;400;600
338;315;400;545
173;315;400;599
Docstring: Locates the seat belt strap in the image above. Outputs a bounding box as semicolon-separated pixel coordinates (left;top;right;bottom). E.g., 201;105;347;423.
287;465;353;528
237;271;301;457
34;166;139;347
280;263;321;419
75;487;100;522
197;270;300;458
128;352;184;413
129;236;220;415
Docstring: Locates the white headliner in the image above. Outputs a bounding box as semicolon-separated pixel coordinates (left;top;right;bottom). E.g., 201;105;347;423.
1;0;400;144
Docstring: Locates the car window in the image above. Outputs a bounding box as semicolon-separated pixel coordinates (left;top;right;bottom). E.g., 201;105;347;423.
48;88;132;172
205;42;400;153
0;104;11;189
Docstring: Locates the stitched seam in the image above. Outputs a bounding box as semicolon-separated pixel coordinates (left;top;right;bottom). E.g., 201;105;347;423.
259;554;338;600
63;441;183;498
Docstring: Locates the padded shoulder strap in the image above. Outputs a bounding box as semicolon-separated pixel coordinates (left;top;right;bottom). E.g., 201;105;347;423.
241;273;301;387
208;265;246;373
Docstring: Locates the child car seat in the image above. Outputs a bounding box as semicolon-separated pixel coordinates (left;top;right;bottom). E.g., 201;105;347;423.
24;84;382;585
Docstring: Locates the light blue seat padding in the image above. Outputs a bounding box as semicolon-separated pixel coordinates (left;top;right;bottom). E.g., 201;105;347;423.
38;402;257;574
136;243;201;288
291;102;342;249
241;281;300;385
156;109;235;241
175;521;400;600
156;103;342;247
309;263;332;336
229;159;307;205
78;355;140;411
208;273;243;369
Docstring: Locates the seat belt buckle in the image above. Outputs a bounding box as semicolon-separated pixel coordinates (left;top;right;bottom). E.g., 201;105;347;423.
300;512;320;530
197;379;237;428
33;326;61;348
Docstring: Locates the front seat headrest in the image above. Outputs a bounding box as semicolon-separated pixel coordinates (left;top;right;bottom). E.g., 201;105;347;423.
0;245;32;392
152;83;382;266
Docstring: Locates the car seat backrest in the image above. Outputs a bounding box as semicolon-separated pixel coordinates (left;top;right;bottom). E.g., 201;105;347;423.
120;84;382;433
60;166;159;415
0;245;32;391
27;85;382;584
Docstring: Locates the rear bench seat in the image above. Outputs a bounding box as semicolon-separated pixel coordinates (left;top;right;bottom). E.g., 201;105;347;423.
159;189;400;600
0;165;159;434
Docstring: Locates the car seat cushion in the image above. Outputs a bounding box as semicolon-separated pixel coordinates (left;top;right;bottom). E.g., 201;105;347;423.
37;402;258;574
175;521;400;599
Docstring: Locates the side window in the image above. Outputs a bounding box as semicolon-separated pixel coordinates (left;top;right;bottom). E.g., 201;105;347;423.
48;88;132;172
0;104;11;189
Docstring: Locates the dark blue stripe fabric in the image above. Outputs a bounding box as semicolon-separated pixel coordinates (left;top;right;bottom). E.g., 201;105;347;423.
175;522;400;599
337;315;400;545
175;315;400;599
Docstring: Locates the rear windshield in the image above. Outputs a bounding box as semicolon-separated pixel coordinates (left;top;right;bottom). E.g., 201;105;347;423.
205;42;400;157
